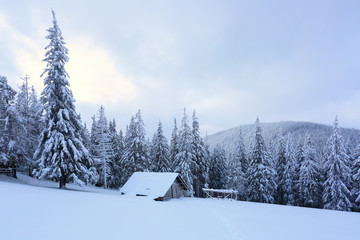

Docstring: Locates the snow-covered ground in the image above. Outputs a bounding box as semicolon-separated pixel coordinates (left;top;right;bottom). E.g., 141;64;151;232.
0;174;359;240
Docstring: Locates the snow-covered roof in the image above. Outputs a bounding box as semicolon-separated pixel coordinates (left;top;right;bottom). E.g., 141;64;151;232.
120;172;183;199
202;188;239;194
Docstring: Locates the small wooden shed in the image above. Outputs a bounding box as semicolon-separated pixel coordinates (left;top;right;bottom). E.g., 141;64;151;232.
120;172;191;201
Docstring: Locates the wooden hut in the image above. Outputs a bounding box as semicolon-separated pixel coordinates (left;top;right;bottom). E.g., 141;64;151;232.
120;172;191;201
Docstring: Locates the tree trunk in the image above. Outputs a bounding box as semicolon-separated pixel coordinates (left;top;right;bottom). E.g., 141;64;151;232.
196;173;200;198
59;169;66;189
11;161;17;179
28;163;33;177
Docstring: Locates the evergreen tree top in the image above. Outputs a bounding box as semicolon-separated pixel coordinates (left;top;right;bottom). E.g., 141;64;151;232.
254;117;264;137
173;118;178;129
157;121;164;135
0;76;17;104
181;109;189;128
171;118;178;140
42;10;69;81
192;111;199;132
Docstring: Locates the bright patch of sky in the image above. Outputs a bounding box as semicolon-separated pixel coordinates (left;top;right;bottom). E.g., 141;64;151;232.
1;0;360;137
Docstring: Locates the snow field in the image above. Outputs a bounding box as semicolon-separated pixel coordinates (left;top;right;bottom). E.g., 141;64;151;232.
0;179;359;240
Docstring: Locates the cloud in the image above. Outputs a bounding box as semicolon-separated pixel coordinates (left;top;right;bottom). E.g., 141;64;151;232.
14;44;44;90
0;11;136;105
66;37;137;104
15;34;138;105
0;11;43;91
0;12;8;29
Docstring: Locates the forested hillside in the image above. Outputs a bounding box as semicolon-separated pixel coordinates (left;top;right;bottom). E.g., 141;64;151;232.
206;121;360;158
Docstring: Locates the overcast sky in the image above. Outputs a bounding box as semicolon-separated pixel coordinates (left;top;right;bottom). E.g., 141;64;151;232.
1;0;360;137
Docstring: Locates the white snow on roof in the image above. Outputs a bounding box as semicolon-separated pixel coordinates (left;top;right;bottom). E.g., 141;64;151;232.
120;172;180;199
202;188;239;194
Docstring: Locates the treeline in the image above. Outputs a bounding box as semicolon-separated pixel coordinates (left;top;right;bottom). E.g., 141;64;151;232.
0;75;43;176
88;106;211;198
206;120;360;161
1;10;359;213
227;117;360;212
0;72;215;198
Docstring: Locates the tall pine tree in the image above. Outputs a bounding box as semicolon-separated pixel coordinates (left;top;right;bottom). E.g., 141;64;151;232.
228;130;247;199
0;75;21;178
322;117;352;211
150;121;172;172
169;118;179;170
298;133;321;208
352;143;360;210
108;119;122;189
294;136;305;206
34;11;95;188
275;136;286;204
15;75;43;176
191;111;208;197
174;109;194;194
121;110;149;183
246;117;276;203
282;134;296;205
209;145;228;189
92;106;113;188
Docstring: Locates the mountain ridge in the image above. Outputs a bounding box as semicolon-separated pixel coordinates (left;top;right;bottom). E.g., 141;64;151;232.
205;120;360;157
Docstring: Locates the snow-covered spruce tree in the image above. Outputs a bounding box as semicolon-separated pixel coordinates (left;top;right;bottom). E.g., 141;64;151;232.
121;110;150;183
77;115;98;185
191;111;208;197
169;118;179;169
237;130;249;175
282;134;296;205
228;130;247;199
322;117;352;211
298;133;321;208
92;106;113;189
150;121;172;172
134;110;150;171
294;136;305;206
246;117;276;203
15;76;43;176
266;136;277;170
34;11;95;188
209;145;228;189
352;143;360;210
345;141;354;166
80;122;91;156
14;75;30;171
0;76;11;164
227;154;241;197
203;136;211;187
29;86;44;135
120;117;135;184
118;129;125;158
90;115;99;157
275;136;286;204
107;119;122;189
0;75;22;178
115;129;125;186
174;109;195;194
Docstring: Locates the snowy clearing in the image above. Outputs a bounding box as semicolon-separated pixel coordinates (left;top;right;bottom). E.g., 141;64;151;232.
0;174;358;240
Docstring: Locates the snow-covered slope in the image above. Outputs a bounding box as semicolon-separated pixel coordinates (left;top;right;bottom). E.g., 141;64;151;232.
0;175;358;240
206;121;360;156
